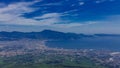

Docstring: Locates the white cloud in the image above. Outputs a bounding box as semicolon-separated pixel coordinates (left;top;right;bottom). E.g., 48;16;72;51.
34;13;60;19
0;1;38;15
0;1;59;26
40;2;62;6
0;0;119;33
79;2;85;5
33;13;62;25
0;0;96;28
95;0;108;4
0;1;40;25
53;23;83;28
95;1;101;3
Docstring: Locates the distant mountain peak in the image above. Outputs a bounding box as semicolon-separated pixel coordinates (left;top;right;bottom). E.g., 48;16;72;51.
0;30;120;41
41;29;56;32
41;30;64;34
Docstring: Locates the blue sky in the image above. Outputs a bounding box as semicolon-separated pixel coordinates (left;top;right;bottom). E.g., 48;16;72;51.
0;0;120;34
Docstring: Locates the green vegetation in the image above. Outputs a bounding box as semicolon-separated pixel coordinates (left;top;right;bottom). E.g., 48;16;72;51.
0;54;107;68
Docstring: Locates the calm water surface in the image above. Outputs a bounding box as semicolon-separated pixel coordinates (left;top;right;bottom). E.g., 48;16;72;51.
46;37;120;51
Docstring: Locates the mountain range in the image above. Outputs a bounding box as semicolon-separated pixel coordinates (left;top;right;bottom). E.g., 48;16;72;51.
0;30;120;41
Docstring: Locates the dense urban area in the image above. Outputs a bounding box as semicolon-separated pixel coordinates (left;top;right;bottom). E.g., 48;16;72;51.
0;39;120;68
